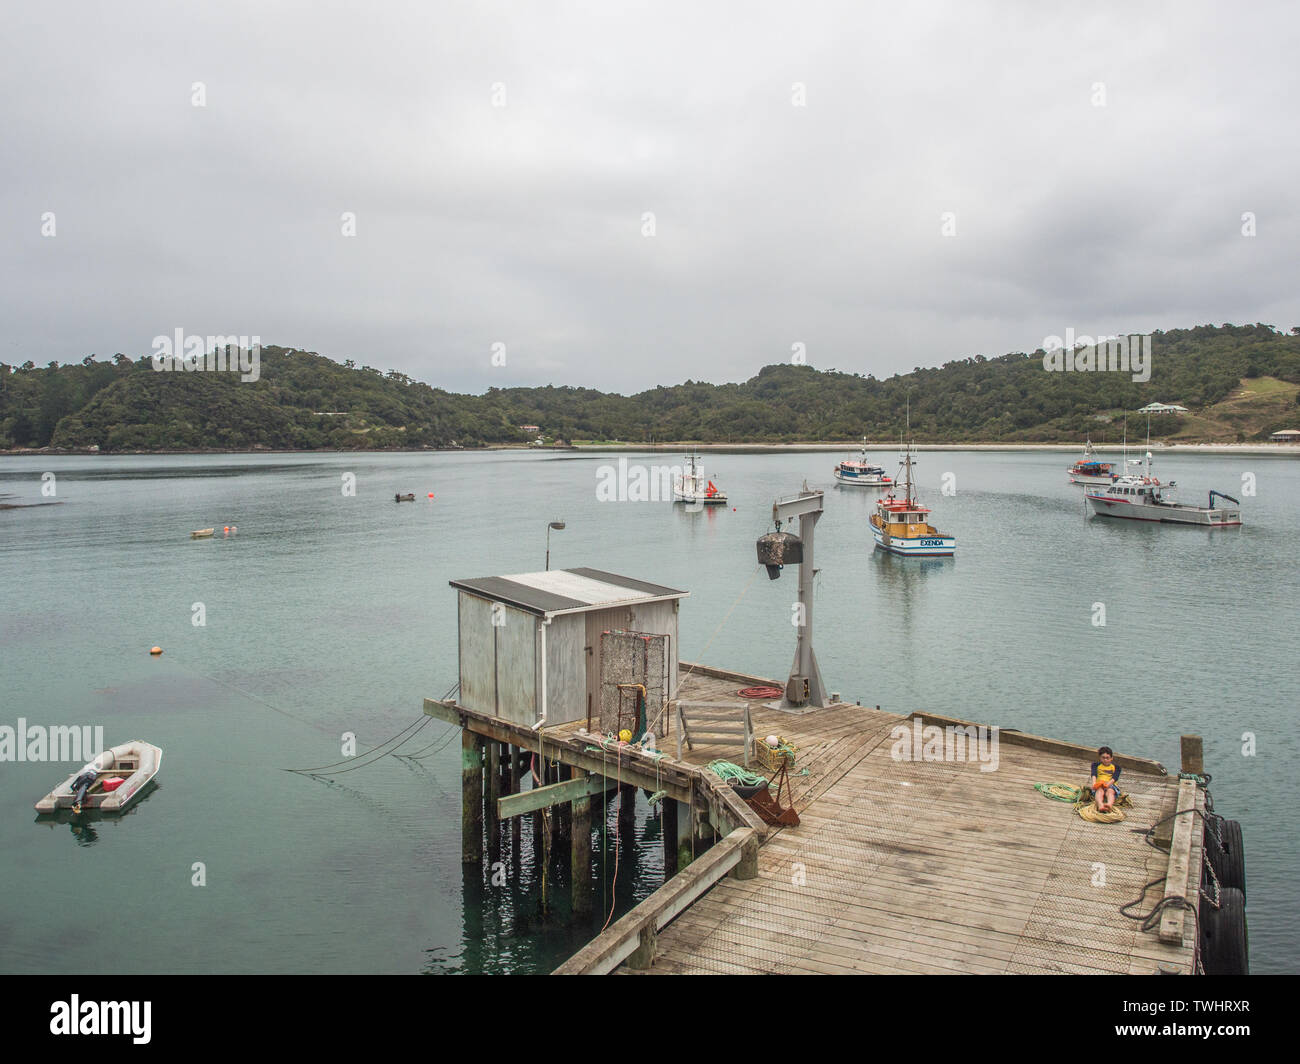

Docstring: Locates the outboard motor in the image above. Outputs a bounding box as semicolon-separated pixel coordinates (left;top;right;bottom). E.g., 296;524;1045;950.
757;530;802;579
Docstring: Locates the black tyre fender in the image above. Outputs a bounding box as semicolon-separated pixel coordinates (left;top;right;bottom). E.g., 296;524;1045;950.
1201;886;1248;975
1207;818;1246;899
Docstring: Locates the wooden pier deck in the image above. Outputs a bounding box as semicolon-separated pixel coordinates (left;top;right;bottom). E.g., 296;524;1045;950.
549;666;1202;976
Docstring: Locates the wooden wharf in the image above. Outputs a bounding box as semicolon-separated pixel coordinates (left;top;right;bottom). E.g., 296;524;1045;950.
426;663;1204;976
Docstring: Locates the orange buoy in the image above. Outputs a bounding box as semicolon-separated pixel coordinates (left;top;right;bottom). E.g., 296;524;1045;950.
427;492;434;498
150;646;162;656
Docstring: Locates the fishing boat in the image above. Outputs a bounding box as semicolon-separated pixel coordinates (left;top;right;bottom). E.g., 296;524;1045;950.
833;438;894;487
1067;438;1117;486
673;453;727;505
190;528;214;539
1085;454;1242;526
869;441;956;556
35;741;163;814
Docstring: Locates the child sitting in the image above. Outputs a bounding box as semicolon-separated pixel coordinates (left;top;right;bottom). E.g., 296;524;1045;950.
1089;746;1121;813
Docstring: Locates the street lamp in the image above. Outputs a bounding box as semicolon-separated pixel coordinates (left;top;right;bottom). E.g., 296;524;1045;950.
545;521;566;570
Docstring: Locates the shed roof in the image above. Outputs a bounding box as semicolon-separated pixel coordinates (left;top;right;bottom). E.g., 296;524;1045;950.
450;567;688;617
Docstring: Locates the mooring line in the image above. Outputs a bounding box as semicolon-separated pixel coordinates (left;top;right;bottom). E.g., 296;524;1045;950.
284;707;431;775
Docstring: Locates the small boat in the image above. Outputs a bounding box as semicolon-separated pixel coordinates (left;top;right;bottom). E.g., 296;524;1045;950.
394;493;416;502
869;439;955;557
190;528;215;539
673;453;728;505
1085;454;1242;526
1067;437;1117;486
35;741;163;814
834;437;894;487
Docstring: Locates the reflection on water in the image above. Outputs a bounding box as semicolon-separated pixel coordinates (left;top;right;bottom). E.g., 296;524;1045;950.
32;783;162;848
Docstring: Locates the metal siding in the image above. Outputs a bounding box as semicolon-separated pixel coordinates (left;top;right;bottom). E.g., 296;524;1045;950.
545;615;587;726
458;593;496;716
495;604;537;725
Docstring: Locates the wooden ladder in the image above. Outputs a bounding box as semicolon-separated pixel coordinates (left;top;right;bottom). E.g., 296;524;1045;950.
675;701;753;764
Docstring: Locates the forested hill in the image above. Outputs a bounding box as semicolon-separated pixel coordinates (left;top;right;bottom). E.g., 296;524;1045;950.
2;325;1299;452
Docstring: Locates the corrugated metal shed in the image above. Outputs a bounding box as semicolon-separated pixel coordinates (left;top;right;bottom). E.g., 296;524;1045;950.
450;568;686;727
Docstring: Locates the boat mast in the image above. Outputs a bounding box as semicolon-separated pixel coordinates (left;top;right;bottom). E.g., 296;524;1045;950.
904;396;915;506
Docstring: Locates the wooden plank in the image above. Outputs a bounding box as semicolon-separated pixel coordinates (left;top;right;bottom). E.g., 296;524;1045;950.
498;773;607;819
426;699;696;801
1159;778;1199;943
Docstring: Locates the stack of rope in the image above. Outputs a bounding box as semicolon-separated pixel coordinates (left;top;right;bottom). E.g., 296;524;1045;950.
1033;781;1131;822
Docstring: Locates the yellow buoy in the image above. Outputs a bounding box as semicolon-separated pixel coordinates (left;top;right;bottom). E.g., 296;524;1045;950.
618;729;632;743
150;646;163;656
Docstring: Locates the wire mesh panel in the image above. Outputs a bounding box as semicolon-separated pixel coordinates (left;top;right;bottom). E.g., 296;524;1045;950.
598;629;669;738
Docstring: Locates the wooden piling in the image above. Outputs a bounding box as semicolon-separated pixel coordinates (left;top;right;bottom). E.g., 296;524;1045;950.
1180;734;1204;775
550;762;564;851
486;740;500;858
572;789;592;916
462;730;484;865
619;782;636;833
531;751;544;849
509;744;522;856
662;796;678;877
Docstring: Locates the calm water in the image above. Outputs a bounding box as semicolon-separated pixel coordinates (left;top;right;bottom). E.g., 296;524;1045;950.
1;449;1296;973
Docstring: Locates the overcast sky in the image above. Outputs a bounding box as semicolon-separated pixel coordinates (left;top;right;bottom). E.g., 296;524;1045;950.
3;1;1298;394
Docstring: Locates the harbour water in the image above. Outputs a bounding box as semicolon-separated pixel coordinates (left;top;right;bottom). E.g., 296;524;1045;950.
1;448;1295;973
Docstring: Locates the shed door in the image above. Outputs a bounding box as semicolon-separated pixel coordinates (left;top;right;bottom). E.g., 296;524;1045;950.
586;607;633;726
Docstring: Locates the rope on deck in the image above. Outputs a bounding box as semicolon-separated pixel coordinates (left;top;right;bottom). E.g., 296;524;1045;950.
705;760;770;788
1077;801;1127;823
1034;782;1082;802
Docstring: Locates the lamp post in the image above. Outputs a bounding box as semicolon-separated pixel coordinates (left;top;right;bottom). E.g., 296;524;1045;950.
545;521;565;570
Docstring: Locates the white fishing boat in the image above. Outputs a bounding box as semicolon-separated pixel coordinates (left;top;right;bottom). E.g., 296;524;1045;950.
1085;454;1242;526
833;438;894;487
673;453;727;505
35;741;163;814
1067;437;1117;486
869;440;956;556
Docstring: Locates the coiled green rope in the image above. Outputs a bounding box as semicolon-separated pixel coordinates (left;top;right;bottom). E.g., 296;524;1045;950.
1034;782;1083;803
706;760;770;787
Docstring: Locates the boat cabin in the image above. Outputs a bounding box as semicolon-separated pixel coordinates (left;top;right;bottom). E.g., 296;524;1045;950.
873;498;938;536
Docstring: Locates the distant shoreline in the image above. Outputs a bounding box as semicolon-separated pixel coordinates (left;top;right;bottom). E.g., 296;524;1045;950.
3;441;1298;458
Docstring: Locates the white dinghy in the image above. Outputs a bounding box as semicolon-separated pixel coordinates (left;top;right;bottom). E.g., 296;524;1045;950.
35;741;163;814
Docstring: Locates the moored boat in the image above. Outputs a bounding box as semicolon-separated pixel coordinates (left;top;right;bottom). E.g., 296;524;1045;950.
1085;454;1242;526
834;437;894;487
869;441;955;556
1068;437;1117;486
190;528;214;538
35;741;163;814
673;453;727;505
